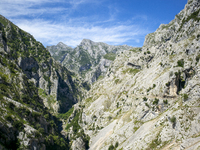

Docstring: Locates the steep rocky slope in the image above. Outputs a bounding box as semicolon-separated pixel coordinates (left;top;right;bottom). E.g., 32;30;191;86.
65;0;200;149
47;39;133;84
0;15;88;149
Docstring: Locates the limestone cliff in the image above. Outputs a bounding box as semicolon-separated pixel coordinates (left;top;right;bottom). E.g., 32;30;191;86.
65;0;200;149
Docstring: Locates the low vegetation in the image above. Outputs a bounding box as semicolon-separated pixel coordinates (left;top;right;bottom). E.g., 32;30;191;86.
103;53;116;61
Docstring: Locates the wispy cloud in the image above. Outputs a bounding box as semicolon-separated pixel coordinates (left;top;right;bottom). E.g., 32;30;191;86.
0;0;66;17
0;0;152;47
14;18;149;47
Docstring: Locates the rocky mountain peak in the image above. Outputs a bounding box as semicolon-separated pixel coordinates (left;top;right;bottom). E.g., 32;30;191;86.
144;0;200;47
56;42;71;48
79;39;95;46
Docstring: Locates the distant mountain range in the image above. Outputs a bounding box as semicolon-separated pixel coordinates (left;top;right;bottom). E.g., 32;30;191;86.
47;39;134;83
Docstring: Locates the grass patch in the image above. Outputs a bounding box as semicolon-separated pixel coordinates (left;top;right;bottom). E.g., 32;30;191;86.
0;17;8;26
57;106;74;120
103;53;116;61
183;93;188;101
115;79;121;84
122;68;140;75
85;97;93;104
97;75;104;80
129;47;142;53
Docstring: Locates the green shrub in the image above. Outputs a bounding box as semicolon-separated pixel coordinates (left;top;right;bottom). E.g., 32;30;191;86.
57;107;74;120
5;114;13;122
8;102;15;110
183;93;188;101
177;59;184;67
85;97;93;103
108;116;112;121
108;141;119;150
147;87;152;92
165;82;170;87
145;103;149;108
163;99;168;104
38;127;45;135
44;114;49;120
170;116;176;123
35;130;41;138
196;54;200;62
117;102;119;108
108;144;115;150
153;98;159;105
143;97;148;101
115;79;120;84
13;120;23;130
65;110;81;134
32;111;41;120
115;142;119;148
149;137;161;149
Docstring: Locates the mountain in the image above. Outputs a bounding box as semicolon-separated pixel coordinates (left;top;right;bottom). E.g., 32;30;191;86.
46;42;73;63
0;0;200;149
0;15;89;149
47;39;134;84
64;0;200;149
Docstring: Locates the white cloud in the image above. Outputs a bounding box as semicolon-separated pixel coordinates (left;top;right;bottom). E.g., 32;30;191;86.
0;0;151;47
14;18;149;47
0;0;71;18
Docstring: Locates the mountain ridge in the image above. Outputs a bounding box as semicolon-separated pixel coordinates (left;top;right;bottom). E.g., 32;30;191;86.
47;39;134;84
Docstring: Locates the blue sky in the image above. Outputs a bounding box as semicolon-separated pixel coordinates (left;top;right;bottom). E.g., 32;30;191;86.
0;0;187;47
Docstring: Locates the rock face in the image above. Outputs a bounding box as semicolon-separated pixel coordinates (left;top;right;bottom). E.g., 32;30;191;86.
46;42;73;62
0;15;87;149
64;0;200;149
47;39;134;84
